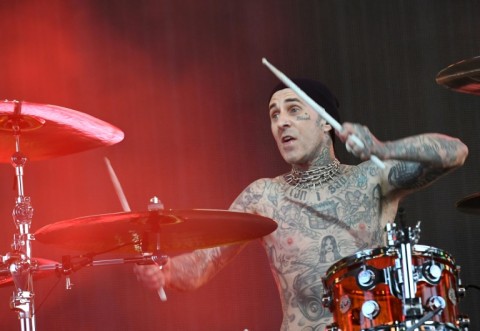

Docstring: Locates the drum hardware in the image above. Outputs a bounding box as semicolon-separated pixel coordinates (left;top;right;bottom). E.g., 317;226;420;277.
405;305;444;331
361;300;381;320
356;266;378;291
456;315;471;330
105;157;169;301
386;221;424;319
0;100;277;329
427;296;446;312
436;55;480;96
34;208;277;292
325;323;340;331
42;197;175;292
422;259;442;285
323;218;469;331
34;209;277;254
0;100;124;330
7;110;40;331
52;253;169;290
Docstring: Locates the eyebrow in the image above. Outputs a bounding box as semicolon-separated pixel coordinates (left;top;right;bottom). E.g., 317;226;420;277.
269;98;303;110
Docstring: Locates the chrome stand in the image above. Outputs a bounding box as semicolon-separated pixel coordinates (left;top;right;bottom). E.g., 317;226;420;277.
8;125;36;331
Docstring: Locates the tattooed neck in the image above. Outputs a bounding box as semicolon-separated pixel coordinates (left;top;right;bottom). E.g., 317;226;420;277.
293;146;336;170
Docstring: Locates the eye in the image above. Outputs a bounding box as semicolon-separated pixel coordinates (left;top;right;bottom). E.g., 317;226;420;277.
289;106;301;114
270;110;279;120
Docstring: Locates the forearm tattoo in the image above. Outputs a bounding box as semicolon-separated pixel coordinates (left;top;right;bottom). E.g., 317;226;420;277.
169;247;233;291
385;135;466;189
384;135;465;168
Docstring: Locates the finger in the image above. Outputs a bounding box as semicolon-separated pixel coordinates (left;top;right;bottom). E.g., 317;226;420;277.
346;135;360;154
345;142;352;153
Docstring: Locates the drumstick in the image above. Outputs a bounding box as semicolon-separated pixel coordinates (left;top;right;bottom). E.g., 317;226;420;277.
104;157;167;301
104;157;131;212
261;58;385;169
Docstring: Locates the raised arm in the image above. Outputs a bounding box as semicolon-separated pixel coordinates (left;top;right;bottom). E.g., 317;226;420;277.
338;123;468;192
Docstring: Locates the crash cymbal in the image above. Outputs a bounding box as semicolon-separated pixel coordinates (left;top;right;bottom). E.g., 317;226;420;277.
456;192;480;214
436;56;480;95
0;258;59;288
0;100;124;162
35;209;278;254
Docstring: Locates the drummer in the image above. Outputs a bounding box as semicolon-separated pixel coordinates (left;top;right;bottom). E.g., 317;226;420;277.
134;78;468;330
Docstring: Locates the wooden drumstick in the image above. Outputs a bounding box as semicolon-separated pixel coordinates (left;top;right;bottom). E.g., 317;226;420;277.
262;58;385;169
104;157;167;301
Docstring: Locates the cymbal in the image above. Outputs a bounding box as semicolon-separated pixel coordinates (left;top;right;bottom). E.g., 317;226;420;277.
456;192;480;214
0;258;59;288
436;56;480;95
34;209;278;254
0;100;124;162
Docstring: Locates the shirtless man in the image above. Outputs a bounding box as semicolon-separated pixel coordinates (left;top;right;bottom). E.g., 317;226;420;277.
134;79;468;330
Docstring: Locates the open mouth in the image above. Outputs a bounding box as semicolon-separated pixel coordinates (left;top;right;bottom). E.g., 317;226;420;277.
282;135;295;143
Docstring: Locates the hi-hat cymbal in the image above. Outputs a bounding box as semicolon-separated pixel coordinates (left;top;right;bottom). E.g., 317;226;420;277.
0;100;124;162
456;192;480;214
436;56;480;95
0;258;60;288
34;209;278;255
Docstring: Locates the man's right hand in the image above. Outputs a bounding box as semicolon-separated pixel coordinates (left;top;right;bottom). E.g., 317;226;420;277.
134;261;170;291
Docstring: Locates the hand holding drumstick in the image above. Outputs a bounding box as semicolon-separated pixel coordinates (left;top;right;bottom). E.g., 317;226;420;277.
104;157;167;301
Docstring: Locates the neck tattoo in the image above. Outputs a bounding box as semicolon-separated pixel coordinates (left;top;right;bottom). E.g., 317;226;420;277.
284;159;340;189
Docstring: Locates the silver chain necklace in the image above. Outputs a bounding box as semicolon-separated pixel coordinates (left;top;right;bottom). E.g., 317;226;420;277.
284;159;340;189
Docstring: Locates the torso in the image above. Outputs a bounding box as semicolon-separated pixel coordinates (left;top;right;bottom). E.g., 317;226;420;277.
230;163;401;331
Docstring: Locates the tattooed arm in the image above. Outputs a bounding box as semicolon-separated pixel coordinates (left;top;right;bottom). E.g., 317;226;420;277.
166;244;247;291
338;123;468;192
134;180;267;291
134;239;246;292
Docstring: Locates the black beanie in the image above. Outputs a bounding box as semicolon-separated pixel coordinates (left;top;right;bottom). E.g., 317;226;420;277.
269;78;341;144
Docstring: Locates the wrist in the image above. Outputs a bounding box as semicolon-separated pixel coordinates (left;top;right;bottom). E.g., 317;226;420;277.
162;257;172;288
373;141;389;160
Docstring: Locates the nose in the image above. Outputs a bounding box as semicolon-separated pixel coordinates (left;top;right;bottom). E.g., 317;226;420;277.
276;112;292;129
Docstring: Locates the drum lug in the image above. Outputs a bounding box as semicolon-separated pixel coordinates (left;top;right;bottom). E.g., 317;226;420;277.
357;267;377;290
422;262;442;284
325;322;339;331
456;314;470;330
455;265;467;300
321;293;332;308
457;285;466;299
361;300;380;319
426;295;446;311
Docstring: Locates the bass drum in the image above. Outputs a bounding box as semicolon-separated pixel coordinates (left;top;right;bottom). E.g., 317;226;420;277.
322;245;468;331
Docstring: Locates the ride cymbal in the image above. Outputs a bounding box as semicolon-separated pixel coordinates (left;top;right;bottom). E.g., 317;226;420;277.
436;56;480;95
34;209;278;255
0;100;124;162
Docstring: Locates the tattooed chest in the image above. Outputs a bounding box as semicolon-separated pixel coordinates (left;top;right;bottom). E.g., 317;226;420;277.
265;182;383;264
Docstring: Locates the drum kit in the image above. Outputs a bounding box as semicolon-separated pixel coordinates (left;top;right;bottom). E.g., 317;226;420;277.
321;55;480;331
0;100;278;330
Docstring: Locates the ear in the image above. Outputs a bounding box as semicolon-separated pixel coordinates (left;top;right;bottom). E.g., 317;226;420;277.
323;122;332;134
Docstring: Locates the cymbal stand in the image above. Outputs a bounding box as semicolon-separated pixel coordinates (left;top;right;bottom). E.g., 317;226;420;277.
52;197;169;299
50;254;168;275
145;197;168;301
8;120;36;331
